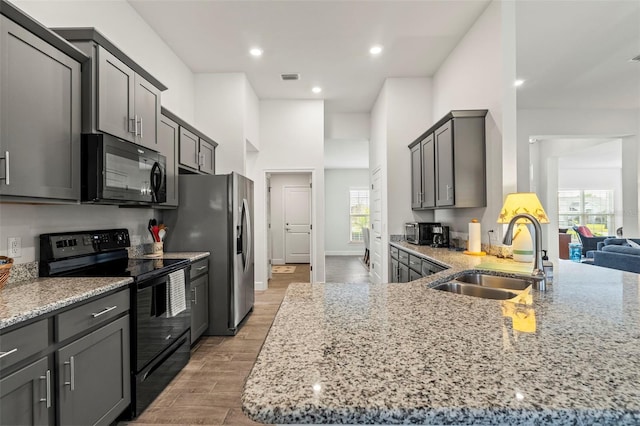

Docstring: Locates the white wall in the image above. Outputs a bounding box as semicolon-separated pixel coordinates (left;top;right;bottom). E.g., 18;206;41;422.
0;204;158;263
430;0;507;247
324;169;370;255
519;108;640;239
247;100;325;288
194;73;247;174
12;0;195;121
270;173;312;264
325;113;371;140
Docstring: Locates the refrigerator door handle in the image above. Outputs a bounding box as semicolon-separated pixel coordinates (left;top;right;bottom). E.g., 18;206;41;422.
238;198;252;270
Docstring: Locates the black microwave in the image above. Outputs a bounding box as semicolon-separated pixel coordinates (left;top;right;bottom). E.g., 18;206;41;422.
404;222;440;245
81;133;166;205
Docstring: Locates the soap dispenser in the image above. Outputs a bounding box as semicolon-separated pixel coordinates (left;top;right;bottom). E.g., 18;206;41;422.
541;250;553;282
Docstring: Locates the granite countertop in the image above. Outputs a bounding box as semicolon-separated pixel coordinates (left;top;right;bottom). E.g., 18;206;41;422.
242;244;640;425
0;276;132;330
137;251;210;262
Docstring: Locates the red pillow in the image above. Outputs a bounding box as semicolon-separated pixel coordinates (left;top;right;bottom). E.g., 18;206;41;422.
576;225;594;237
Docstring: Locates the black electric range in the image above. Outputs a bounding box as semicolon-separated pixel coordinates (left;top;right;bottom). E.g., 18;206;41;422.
39;228;191;419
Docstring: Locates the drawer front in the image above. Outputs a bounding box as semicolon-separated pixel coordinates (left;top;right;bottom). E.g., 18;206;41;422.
390;246;399;259
57;289;129;342
398;250;409;264
190;258;209;280
408;255;422;272
0;319;48;371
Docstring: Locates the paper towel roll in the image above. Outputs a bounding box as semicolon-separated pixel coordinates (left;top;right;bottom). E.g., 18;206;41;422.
469;219;481;253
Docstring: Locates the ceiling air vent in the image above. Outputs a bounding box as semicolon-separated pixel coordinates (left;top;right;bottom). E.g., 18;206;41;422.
281;73;300;81
631;54;640;62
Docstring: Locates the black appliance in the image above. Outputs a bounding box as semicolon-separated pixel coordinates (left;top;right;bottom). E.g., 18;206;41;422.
39;229;190;419
81;133;167;205
431;225;450;248
404;222;441;245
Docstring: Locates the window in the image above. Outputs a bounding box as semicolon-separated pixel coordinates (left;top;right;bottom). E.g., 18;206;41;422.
558;190;614;236
349;189;370;242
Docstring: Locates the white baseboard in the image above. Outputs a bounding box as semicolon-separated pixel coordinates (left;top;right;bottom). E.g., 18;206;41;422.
325;251;364;256
254;281;267;291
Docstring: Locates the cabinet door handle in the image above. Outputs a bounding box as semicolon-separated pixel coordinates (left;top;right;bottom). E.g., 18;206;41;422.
446;185;452;200
191;287;197;304
64;356;75;391
91;305;117;318
138;116;143;138
134;114;139;136
0;151;9;185
0;347;17;359
129;117;137;134
39;369;51;408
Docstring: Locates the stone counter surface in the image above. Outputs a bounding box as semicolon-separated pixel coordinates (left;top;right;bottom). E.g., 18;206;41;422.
242;245;640;424
0;276;132;330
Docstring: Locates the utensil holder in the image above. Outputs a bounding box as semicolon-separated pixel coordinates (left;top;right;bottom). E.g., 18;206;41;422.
152;242;164;256
0;256;14;290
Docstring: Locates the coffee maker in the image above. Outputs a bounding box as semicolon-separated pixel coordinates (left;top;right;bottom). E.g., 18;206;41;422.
431;225;450;248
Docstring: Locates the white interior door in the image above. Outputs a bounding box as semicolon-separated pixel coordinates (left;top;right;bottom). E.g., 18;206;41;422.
370;168;383;284
267;175;273;280
284;185;311;263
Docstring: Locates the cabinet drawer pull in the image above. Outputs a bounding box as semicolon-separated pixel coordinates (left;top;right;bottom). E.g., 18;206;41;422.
64;356;75;391
91;305;117;318
0;347;17;359
39;369;51;408
196;266;207;271
0;151;9;185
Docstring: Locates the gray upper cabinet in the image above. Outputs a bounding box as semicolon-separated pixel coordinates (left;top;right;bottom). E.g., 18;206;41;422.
53;28;166;151
163;107;218;176
179;127;200;170
198;139;216;175
96;46;161;150
158;113;180;207
0;15;83;201
435;121;454;207
408;110;487;210
410;144;422;209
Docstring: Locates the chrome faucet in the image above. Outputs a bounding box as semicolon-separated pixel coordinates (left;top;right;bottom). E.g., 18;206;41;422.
502;213;546;291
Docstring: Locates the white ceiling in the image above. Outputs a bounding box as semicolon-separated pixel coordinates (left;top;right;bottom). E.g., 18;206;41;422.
127;0;490;115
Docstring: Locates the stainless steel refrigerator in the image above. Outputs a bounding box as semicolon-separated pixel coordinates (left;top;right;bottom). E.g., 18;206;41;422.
163;172;254;335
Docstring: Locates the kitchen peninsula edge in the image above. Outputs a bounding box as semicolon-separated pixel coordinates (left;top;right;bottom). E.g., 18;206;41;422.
242;243;640;425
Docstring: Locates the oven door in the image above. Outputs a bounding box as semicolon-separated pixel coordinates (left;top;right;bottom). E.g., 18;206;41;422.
134;269;190;371
82;133;166;204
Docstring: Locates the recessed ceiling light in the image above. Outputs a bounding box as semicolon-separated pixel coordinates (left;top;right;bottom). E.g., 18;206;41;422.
311;86;322;94
369;45;383;55
249;47;263;57
514;79;525;87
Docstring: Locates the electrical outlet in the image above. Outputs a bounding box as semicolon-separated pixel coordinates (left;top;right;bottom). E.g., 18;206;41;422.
8;237;22;258
489;230;499;244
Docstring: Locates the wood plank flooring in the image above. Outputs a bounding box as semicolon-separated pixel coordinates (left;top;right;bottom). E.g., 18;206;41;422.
123;257;368;425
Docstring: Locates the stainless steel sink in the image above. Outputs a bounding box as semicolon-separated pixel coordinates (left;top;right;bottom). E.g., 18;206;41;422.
454;273;533;291
433;282;520;300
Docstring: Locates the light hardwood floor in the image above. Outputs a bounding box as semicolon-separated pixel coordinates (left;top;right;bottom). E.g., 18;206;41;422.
125;257;368;425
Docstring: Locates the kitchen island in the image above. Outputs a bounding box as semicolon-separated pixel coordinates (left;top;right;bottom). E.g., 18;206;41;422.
242;245;640;424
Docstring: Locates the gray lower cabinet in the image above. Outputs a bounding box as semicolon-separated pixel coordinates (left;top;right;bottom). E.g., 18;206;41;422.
0;357;52;426
57;315;130;426
389;244;448;283
408;110;487;210
158;114;180;207
0;15;81;201
190;257;210;344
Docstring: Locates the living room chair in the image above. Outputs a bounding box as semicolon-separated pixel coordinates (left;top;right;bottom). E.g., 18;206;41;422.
572;225;614;257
